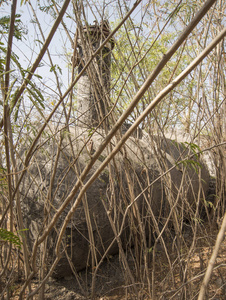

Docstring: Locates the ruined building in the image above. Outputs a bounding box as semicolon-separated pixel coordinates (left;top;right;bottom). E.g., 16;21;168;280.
20;22;210;278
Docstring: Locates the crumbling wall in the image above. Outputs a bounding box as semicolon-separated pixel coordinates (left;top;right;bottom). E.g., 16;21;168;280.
20;127;210;278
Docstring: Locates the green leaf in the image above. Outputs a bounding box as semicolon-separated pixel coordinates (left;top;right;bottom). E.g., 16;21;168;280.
35;39;44;45
4;78;17;105
0;14;27;40
20;0;29;5
88;128;95;137
184;142;203;156
148;247;153;253
26;80;45;109
0;228;22;249
14;95;22;122
0;68;15;78
50;64;62;75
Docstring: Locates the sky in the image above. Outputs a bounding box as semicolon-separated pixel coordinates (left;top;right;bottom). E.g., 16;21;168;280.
0;1;145;95
0;0;225;137
0;0;148;126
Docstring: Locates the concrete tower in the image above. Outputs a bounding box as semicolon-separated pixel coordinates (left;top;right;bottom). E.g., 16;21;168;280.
75;21;114;128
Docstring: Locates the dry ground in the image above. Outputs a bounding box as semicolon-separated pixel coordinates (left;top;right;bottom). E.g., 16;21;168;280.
3;223;225;300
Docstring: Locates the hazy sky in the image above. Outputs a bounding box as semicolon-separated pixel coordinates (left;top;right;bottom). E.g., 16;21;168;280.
1;1;144;96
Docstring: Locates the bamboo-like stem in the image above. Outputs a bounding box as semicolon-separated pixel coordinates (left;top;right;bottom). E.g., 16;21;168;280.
8;119;32;297
0;0;71;129
29;0;218;265
198;212;226;300
55;26;226;259
0;0;17;279
30;27;225;297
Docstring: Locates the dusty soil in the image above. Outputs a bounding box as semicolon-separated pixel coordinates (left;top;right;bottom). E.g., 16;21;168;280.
4;223;225;300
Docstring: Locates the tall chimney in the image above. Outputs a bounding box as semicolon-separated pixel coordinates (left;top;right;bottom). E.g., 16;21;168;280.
75;21;114;129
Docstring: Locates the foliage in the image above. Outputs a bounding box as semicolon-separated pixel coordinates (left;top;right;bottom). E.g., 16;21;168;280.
0;228;22;249
0;14;27;40
111;17;196;128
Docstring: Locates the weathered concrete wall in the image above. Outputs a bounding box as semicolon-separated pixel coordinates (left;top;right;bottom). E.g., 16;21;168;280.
20;128;210;278
164;130;216;177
